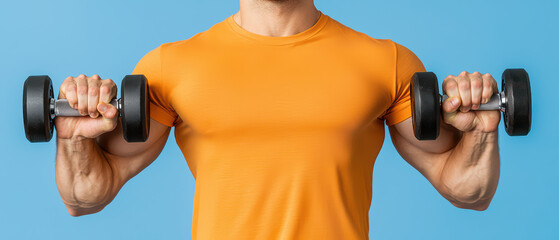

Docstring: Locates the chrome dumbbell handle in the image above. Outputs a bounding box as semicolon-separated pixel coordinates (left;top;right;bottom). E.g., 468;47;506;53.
49;98;121;117
440;92;505;111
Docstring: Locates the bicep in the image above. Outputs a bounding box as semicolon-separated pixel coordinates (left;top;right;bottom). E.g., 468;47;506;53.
388;117;459;186
97;118;171;183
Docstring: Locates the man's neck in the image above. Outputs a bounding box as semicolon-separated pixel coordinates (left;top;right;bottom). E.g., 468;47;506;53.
233;0;320;37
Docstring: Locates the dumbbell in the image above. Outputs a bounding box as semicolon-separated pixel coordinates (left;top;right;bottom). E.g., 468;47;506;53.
410;68;531;140
23;75;150;142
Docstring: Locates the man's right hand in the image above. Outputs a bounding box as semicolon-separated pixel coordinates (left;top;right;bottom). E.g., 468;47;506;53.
55;74;119;140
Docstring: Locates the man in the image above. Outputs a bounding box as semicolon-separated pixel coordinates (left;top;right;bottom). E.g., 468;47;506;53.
55;0;500;239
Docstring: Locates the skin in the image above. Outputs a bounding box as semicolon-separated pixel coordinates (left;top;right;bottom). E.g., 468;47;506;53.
55;0;499;217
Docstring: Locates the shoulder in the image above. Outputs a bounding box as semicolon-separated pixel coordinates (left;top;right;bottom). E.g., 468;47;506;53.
323;15;399;63
327;16;395;48
326;16;421;61
158;19;228;56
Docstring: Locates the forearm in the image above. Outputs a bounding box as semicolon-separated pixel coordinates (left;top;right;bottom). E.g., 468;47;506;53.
55;137;117;215
438;129;500;210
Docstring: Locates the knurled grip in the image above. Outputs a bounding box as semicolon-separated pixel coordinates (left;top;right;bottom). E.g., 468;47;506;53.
52;98;119;117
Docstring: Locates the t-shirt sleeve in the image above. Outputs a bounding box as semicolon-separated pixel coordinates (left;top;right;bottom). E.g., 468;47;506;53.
132;45;178;127
382;42;426;126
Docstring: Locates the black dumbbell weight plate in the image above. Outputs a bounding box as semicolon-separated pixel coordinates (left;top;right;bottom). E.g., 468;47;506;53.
411;72;441;140
23;76;54;142
502;69;531;136
121;75;150;142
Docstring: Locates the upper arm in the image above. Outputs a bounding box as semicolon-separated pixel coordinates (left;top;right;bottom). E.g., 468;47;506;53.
97;118;171;185
100;43;177;184
388;117;459;188
383;42;459;186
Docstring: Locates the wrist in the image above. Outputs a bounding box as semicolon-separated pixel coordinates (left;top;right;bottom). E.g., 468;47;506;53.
462;128;498;143
56;135;97;153
56;133;93;143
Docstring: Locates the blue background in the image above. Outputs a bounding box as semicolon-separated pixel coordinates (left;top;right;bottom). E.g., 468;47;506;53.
1;0;557;239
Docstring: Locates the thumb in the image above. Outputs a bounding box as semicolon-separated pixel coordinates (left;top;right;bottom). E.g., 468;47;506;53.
97;102;117;118
97;102;118;132
442;97;460;123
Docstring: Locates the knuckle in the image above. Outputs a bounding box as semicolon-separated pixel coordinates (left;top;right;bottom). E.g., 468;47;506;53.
88;77;100;85
471;71;482;77
74;78;85;86
64;82;76;92
458;80;470;90
88;87;99;96
101;79;117;91
444;80;458;90
100;85;111;95
77;85;88;95
91;74;101;80
471;79;482;89
459;71;468;76
483;80;493;88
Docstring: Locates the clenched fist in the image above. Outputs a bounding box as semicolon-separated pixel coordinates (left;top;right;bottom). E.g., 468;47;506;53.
441;71;501;133
55;74;119;140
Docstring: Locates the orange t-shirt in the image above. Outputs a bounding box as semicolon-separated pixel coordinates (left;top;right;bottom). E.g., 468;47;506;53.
133;12;424;240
